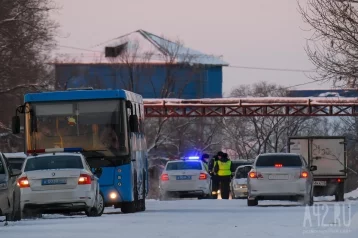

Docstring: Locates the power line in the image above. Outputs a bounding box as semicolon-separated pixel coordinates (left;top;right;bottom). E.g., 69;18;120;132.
56;45;100;52
226;65;316;73
283;79;326;90
56;45;317;73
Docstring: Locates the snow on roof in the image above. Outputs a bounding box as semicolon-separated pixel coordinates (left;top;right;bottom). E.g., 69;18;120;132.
3;152;27;158
53;30;228;66
143;97;358;106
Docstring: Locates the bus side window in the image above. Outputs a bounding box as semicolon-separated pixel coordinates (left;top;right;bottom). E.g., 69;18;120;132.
126;101;132;121
137;103;142;133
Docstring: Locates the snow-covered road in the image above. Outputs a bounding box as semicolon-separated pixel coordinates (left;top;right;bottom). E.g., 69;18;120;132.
2;196;358;238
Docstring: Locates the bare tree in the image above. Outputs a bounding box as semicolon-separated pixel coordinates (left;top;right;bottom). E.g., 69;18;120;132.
0;0;59;150
220;82;329;159
0;0;58;92
298;0;358;87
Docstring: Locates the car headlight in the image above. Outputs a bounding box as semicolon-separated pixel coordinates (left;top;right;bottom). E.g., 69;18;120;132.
235;184;247;189
0;182;8;190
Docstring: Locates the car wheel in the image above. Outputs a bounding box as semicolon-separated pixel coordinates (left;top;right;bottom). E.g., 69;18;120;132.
86;192;104;217
247;198;258;206
7;193;21;221
95;192;105;216
303;191;314;206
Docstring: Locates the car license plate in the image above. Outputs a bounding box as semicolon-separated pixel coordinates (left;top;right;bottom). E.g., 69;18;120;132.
313;181;327;186
176;175;192;180
268;174;289;180
42;178;67;185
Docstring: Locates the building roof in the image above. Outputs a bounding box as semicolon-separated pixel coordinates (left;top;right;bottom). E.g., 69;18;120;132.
53;30;228;66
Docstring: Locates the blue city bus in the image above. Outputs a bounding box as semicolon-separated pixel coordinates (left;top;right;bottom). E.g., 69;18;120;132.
11;88;148;214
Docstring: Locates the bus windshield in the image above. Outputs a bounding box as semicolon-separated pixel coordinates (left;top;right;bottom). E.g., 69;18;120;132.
26;100;129;157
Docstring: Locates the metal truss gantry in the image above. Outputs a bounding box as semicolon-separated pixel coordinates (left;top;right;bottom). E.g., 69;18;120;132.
143;97;358;117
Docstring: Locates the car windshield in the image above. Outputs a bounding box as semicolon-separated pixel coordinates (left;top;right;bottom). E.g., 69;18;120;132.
8;158;25;170
256;155;302;167
166;161;202;170
24;155;83;172
10;162;24;170
235;166;252;178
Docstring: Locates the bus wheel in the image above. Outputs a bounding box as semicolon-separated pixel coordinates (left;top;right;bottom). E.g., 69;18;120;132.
121;172;138;214
138;171;146;212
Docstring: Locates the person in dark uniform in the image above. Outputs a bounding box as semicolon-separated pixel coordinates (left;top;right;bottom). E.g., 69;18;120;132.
214;153;234;199
208;151;224;199
201;153;210;171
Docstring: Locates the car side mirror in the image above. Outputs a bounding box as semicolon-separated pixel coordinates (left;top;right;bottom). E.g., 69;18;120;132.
129;115;139;133
12;116;21;134
93;167;103;178
10;169;22;177
310;165;317;171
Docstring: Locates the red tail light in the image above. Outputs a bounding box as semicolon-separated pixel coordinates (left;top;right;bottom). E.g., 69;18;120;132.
17;177;30;188
275;164;283;168
199;173;207;180
337;178;342;183
249;171;263;179
161;174;169;181
300;171;308;178
78;174;91;185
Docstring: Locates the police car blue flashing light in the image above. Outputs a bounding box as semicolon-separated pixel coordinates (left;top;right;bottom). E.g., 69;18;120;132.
181;156;201;161
27;147;83;154
188;156;200;160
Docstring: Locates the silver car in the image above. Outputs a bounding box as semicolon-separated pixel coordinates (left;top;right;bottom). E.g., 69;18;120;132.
4;152;27;171
231;165;252;199
0;153;22;221
247;153;317;206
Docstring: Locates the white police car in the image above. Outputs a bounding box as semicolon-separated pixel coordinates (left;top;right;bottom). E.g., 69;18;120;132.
159;156;211;200
17;148;104;217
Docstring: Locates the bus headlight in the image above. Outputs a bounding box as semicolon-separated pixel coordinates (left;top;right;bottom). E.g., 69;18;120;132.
109;192;117;199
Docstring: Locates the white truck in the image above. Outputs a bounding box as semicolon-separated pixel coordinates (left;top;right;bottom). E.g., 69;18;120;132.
288;136;347;201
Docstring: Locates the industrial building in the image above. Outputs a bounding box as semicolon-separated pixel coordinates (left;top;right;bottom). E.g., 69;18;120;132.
53;30;228;99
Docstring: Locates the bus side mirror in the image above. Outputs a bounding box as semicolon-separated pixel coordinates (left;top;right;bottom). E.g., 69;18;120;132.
129;115;139;133
12;116;20;134
93;168;102;178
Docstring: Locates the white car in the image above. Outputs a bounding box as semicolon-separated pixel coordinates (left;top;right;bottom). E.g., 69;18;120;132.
247;153;316;206
4;152;27;171
231;165;252;199
159;158;211;200
17;152;104;217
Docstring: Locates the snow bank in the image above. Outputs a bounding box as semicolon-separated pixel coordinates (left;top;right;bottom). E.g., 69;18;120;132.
346;188;358;200
314;188;358;202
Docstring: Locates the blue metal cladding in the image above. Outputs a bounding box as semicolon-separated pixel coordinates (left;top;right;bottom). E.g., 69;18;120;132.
54;64;223;99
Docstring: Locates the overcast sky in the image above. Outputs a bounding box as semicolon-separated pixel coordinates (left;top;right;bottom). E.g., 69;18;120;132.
52;0;333;96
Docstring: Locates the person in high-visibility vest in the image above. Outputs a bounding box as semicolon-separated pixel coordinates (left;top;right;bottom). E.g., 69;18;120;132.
213;153;234;199
201;153;210;171
208;151;224;199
